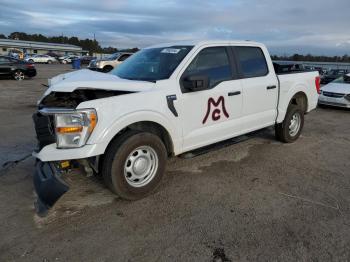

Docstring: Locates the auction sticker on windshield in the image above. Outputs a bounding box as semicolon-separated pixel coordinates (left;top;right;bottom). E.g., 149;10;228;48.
161;48;181;54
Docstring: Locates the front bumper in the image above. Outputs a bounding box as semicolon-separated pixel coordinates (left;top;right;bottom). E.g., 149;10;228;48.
318;95;350;108
33;143;106;162
25;69;37;77
33;161;69;216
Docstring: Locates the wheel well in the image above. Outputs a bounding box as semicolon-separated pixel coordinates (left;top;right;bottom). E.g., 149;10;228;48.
13;69;24;74
289;92;308;113
103;65;113;69
109;121;174;156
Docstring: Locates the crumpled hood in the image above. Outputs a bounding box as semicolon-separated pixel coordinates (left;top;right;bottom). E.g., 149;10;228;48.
321;83;350;94
45;69;155;94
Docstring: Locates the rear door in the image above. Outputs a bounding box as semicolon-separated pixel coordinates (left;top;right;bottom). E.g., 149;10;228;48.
176;46;243;151
233;46;278;131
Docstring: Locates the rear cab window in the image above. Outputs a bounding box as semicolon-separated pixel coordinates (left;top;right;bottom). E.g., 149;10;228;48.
234;46;269;78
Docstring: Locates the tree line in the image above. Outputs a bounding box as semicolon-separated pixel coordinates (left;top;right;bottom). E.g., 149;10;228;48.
271;54;350;63
0;32;139;54
1;32;349;62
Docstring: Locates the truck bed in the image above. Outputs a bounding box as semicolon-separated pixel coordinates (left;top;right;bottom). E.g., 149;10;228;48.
276;70;319;122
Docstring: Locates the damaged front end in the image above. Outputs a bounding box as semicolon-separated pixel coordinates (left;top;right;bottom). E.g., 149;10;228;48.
32;88;132;215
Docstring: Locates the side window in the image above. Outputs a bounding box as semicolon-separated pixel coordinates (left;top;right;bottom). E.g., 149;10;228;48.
184;47;232;88
235;47;268;78
118;54;131;61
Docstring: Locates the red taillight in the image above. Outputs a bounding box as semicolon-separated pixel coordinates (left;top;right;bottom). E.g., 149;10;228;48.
26;63;34;69
315;76;321;94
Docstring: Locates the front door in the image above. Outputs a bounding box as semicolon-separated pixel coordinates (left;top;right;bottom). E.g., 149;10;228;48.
0;57;11;75
176;46;243;152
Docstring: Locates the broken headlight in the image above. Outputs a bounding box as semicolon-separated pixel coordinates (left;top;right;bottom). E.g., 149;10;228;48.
54;109;97;148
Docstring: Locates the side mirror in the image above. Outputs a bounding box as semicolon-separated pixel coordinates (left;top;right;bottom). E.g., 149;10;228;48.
182;75;209;92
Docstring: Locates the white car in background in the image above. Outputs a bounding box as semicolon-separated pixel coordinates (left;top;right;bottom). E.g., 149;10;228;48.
25;55;56;64
58;55;79;64
318;74;350;108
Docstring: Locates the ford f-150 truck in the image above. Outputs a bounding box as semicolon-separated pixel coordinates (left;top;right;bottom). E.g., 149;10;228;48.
32;40;320;214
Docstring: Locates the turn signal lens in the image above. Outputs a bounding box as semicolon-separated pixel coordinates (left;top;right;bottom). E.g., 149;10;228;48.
88;111;97;132
56;126;83;134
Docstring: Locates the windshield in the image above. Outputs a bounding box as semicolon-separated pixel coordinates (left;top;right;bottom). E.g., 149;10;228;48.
332;74;350;84
107;53;120;60
111;46;193;82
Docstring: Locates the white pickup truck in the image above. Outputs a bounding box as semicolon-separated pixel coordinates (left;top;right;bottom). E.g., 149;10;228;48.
32;40;320;214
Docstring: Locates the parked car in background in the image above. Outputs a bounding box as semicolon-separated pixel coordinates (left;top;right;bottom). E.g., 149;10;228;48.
88;52;133;72
58;55;79;64
80;56;96;65
0;55;36;80
46;52;61;60
314;67;326;75
321;69;349;85
25;55;56;64
318;74;350;108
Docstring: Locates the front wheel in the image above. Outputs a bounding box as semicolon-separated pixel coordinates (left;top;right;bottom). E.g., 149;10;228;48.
102;131;167;200
13;70;25;81
275;105;304;143
102;65;113;73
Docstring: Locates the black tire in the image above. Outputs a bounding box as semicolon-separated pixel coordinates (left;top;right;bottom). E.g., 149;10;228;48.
29;59;34;63
103;66;113;73
102;131;167;200
275;105;304;143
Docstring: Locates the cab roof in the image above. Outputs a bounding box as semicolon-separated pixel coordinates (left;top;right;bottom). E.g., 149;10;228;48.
147;40;263;49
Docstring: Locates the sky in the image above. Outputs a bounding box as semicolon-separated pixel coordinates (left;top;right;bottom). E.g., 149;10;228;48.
1;0;350;55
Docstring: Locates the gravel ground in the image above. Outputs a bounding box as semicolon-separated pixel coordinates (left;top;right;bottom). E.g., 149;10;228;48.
0;64;349;262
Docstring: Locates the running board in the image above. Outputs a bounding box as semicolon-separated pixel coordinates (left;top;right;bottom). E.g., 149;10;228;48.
179;134;253;159
178;128;271;159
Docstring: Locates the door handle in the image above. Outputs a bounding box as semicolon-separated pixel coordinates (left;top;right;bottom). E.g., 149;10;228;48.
267;85;277;90
228;91;241;96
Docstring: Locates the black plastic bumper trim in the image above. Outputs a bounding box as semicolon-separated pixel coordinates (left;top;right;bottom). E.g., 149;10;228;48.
33;161;69;216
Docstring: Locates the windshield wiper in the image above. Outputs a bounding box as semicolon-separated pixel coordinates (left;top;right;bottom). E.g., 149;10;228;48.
121;77;156;83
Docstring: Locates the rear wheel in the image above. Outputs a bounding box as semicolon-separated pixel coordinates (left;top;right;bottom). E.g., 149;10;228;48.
102;131;167;200
62;60;67;64
275;105;304;143
47;60;52;64
28;59;34;63
13;70;25;81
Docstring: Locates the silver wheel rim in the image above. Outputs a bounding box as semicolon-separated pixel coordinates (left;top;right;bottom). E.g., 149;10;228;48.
124;146;158;187
289;113;301;137
14;71;24;80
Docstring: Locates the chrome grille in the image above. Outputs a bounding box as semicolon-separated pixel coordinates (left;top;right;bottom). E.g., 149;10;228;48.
322;91;345;98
